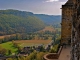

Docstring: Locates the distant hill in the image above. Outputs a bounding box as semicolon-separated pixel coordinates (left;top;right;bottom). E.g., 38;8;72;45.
0;9;61;35
0;9;61;25
0;9;45;35
35;14;61;25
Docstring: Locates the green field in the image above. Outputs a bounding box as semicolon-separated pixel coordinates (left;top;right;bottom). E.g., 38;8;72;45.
0;42;18;53
0;40;52;54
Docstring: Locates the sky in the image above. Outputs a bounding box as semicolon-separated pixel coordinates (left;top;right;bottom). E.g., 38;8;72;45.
0;0;68;15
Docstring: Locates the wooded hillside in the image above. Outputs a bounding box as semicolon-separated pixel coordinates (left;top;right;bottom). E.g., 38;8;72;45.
0;9;45;35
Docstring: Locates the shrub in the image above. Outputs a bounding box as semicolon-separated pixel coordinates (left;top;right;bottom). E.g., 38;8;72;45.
50;44;59;53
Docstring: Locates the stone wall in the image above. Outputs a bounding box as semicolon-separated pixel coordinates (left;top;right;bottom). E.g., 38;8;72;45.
71;1;80;59
61;0;73;44
43;46;62;60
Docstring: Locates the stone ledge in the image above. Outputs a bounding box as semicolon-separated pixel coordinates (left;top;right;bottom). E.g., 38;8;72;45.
43;46;62;60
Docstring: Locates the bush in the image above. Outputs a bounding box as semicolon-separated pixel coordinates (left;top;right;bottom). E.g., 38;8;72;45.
36;52;45;60
50;44;59;53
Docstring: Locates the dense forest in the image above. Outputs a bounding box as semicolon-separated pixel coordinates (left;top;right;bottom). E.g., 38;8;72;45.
0;9;61;35
0;9;45;35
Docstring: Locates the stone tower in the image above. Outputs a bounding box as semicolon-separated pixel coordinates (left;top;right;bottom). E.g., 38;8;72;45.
61;0;74;44
61;0;80;60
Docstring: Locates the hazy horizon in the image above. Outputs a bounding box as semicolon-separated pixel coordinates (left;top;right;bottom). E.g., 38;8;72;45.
0;0;67;15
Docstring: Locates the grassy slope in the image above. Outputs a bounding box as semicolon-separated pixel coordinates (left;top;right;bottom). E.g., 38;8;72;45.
0;42;18;53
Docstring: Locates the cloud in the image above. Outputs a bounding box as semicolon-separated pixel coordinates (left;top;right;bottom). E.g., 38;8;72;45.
60;2;66;4
59;0;67;2
46;0;59;2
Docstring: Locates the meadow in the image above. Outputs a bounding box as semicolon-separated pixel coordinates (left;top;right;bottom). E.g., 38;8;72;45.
0;40;52;54
14;40;52;47
0;42;18;55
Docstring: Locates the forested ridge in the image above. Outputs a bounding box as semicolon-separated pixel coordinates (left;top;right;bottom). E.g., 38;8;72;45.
0;9;45;35
0;9;61;35
35;14;61;25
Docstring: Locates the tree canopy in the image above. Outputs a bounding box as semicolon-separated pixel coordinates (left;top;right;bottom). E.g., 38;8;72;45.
0;9;45;35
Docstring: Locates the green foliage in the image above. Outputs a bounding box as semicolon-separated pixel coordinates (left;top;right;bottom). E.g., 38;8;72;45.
6;50;48;60
8;50;12;55
36;52;45;60
50;44;59;53
0;46;7;55
0;42;18;54
26;51;37;60
0;9;45;35
7;58;17;60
